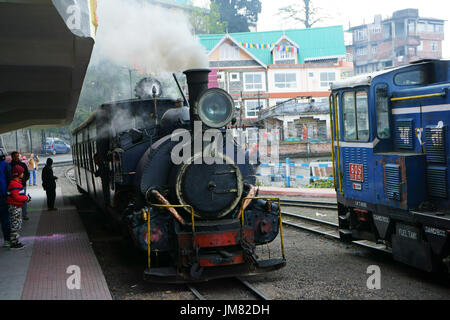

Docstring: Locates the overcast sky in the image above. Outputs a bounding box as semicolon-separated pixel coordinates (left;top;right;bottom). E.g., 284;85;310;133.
258;0;449;57
194;0;449;58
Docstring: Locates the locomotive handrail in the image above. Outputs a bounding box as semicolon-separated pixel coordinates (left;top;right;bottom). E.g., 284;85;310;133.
144;204;196;270
333;94;343;194
329;95;337;190
390;92;446;102
239;197;285;260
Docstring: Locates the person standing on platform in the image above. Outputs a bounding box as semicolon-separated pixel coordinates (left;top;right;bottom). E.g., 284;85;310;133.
27;153;40;186
10;152;30;221
0;148;11;248
42;158;58;211
7;165;30;250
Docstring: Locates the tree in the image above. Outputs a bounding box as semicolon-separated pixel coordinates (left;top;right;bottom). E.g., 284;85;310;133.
278;0;324;29
211;0;262;33
190;2;228;34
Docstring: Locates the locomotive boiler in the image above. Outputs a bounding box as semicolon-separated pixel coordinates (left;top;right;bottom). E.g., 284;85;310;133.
72;69;286;282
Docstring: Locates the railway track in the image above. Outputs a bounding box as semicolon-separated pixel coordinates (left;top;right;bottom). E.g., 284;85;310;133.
65;166;76;185
39;160;74;169
187;277;270;300
279;199;337;210
281;203;391;253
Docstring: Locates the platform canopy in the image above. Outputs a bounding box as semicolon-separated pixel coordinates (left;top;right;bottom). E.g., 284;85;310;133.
0;0;97;134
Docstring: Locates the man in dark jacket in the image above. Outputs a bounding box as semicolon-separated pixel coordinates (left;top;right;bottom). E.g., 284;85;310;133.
0;148;11;247
42;158;58;211
10;151;29;220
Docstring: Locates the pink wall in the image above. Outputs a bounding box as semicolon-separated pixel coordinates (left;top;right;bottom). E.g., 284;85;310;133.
208;69;219;88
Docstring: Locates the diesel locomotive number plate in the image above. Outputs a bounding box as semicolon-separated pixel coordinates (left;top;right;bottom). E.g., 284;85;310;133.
349;163;364;182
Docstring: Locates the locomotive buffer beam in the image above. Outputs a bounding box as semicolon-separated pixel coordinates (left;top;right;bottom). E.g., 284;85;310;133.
143;259;286;283
143;220;286;283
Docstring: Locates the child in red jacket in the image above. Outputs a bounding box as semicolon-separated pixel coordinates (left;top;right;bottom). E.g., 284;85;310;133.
7;165;30;250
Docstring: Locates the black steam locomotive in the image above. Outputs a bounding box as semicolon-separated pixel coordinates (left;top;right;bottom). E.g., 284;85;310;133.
72;69;286;282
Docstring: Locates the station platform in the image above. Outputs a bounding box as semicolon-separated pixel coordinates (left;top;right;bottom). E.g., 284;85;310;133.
258;186;336;198
0;186;112;300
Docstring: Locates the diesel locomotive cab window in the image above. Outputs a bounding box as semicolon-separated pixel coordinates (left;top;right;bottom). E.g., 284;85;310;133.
343;92;357;140
356;91;369;141
394;70;426;86
343;90;369;141
376;84;390;139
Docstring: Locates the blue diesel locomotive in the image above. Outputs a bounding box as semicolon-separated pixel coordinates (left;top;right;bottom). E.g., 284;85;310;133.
329;59;450;273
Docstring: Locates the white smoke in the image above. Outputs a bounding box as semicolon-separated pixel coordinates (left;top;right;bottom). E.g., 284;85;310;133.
92;0;209;73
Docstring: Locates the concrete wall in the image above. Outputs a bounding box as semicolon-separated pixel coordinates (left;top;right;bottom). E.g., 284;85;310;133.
279;141;331;157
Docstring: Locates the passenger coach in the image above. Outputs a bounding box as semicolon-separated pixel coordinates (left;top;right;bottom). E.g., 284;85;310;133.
330;59;450;273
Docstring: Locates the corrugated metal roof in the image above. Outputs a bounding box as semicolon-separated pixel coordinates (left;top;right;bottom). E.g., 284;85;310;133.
198;26;346;66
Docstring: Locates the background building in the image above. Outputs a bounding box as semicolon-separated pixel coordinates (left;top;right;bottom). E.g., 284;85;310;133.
198;26;352;141
348;8;445;75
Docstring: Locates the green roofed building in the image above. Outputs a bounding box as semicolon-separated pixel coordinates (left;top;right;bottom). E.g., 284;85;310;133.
199;25;348;66
197;26;353;139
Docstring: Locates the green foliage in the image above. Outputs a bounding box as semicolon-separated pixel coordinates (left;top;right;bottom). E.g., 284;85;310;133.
191;2;227;34
306;178;334;189
211;0;262;33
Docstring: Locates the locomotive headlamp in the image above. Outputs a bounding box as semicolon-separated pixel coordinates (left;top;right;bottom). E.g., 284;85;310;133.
196;88;235;129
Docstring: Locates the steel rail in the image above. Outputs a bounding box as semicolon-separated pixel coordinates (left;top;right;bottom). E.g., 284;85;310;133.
39;160;74;169
235;277;270;300
282;211;338;227
187;284;206;300
283;220;340;239
282;212;391;253
187;277;269;300
280;199;337;210
64;166;77;185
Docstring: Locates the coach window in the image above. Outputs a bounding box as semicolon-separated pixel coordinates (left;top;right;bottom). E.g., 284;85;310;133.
375;84;390;139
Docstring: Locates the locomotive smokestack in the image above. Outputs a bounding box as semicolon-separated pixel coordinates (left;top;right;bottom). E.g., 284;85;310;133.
183;69;211;121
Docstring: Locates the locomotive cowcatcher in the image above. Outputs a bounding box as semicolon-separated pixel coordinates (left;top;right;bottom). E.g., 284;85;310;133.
72;69;286;282
330;59;450;273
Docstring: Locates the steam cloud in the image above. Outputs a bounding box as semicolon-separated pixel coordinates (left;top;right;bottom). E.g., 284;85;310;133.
92;0;209;73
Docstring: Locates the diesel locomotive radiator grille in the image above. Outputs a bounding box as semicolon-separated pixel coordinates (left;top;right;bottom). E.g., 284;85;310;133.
385;164;401;201
425;126;447;164
395;119;414;150
427;166;448;199
343;148;368;191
